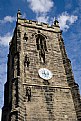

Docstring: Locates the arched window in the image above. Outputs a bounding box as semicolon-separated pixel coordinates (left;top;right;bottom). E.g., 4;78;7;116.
33;30;47;63
36;34;47;51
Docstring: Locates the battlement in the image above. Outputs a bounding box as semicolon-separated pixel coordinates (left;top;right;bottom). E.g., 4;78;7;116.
17;10;60;32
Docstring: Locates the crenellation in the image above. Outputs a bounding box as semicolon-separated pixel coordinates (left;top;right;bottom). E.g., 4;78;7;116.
17;17;61;33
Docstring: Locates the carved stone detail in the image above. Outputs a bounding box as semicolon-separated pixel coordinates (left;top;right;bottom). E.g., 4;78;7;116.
26;87;31;102
24;33;28;41
24;55;30;68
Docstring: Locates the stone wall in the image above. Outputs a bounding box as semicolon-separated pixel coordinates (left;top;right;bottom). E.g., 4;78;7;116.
1;11;81;121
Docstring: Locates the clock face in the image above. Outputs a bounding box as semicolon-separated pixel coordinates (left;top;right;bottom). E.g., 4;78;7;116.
38;68;53;80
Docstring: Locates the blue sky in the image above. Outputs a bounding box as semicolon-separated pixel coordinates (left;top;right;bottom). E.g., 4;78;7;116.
0;0;81;119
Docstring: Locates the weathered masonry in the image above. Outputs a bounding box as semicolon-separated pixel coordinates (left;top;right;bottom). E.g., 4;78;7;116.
1;10;81;121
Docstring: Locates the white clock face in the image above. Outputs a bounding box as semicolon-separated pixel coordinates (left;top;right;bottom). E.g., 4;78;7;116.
38;68;53;80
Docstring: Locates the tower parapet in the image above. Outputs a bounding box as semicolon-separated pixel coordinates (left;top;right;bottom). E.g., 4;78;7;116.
17;10;60;33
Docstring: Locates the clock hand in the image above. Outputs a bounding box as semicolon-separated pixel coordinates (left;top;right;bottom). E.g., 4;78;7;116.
47;72;49;75
42;70;45;75
44;70;46;75
42;70;46;77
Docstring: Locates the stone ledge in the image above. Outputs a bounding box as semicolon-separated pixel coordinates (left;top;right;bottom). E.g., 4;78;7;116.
23;83;70;89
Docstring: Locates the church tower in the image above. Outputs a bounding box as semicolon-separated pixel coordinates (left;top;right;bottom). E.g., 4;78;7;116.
2;10;81;121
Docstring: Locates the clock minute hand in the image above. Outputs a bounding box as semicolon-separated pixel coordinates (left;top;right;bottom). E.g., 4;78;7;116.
42;70;46;77
44;70;46;75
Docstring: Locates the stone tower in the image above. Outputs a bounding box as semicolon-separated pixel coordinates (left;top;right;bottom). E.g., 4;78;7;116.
1;10;81;121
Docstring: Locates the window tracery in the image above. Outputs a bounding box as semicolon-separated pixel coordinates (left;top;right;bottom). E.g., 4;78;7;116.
35;30;47;63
